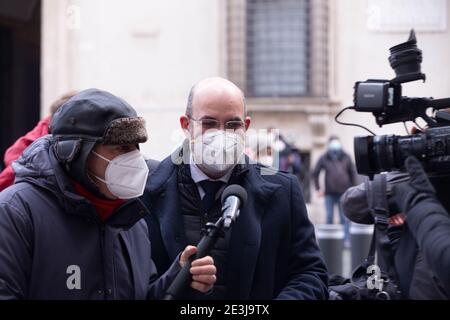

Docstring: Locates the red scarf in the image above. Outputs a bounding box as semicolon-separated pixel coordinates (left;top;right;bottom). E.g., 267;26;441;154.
72;180;125;222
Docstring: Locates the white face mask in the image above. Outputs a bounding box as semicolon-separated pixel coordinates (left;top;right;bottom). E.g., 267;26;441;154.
91;149;149;199
259;155;274;167
191;130;245;178
272;140;286;152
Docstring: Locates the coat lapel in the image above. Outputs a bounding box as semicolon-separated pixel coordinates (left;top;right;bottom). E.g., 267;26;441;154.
145;157;187;261
226;165;281;299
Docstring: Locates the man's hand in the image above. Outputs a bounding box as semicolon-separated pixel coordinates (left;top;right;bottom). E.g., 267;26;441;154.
317;189;325;197
388;213;406;226
389;156;436;214
179;245;217;293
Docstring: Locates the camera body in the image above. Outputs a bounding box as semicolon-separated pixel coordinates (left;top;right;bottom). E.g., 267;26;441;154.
354;80;396;113
355;126;450;175
352;30;450;176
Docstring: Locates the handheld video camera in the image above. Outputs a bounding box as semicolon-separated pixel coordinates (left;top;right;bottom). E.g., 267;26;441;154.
350;30;450;176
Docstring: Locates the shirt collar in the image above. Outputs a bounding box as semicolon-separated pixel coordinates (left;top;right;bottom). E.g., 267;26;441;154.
189;155;233;184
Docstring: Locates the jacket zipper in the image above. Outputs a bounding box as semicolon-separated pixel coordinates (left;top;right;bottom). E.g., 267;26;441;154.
98;224;107;300
202;209;208;236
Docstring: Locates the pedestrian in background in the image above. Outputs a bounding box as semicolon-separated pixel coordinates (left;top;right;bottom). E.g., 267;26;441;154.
0;91;77;191
312;135;357;246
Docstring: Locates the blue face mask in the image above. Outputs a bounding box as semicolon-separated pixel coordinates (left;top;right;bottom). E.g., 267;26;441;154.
328;140;342;152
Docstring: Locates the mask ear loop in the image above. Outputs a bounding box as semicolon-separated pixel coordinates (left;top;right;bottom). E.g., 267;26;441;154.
89;172;107;184
88;151;111;185
92;151;111;163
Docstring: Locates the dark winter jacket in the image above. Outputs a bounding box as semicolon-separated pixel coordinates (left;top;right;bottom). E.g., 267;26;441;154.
0;136;180;299
403;197;450;297
340;172;448;299
142;147;329;300
312;150;356;195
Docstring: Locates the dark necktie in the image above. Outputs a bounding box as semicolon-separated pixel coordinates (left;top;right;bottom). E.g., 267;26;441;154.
199;180;225;212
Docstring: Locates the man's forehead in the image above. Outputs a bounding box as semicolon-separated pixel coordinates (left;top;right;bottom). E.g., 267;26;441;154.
194;86;243;104
192;90;244;117
188;77;246;119
192;103;244;120
195;77;242;92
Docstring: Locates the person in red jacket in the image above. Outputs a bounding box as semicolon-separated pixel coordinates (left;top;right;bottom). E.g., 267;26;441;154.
0;91;77;191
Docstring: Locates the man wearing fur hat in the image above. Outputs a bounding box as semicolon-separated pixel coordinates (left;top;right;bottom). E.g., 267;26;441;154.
0;88;216;299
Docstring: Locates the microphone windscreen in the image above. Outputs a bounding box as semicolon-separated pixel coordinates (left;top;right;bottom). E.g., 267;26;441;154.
342;172;410;224
341;184;374;224
221;184;248;207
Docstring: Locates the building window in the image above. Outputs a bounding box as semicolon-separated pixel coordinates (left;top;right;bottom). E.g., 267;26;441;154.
227;0;329;99
246;0;310;97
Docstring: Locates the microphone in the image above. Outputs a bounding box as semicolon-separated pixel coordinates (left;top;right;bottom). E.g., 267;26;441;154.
221;185;248;228
163;184;247;300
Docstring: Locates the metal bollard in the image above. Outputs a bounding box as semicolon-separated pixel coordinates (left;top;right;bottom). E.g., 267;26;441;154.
315;224;344;276
350;223;374;270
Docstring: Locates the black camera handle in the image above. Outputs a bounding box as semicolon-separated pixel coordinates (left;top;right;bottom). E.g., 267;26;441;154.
376;97;450;127
418;97;450;127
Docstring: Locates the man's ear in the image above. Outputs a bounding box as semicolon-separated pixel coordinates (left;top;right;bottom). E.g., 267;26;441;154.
180;115;191;138
244;116;251;131
180;115;190;131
